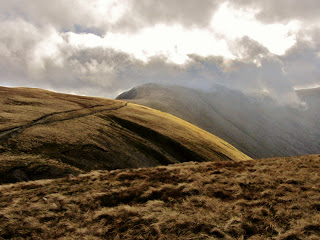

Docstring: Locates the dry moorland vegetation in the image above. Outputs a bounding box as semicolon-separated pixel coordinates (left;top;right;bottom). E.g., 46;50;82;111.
1;154;320;239
0;153;83;184
0;86;249;184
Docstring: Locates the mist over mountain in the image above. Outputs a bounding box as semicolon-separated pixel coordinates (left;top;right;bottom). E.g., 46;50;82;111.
117;83;320;158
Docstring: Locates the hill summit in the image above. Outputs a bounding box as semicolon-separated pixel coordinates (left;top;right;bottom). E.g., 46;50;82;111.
117;83;320;158
0;86;249;184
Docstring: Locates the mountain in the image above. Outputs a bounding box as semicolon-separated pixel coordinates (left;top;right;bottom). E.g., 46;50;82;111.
296;87;320;117
1;154;319;239
0;86;249;184
117;83;320;158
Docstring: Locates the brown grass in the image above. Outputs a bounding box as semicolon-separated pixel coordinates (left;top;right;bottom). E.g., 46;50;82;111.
0;86;249;184
0;154;319;239
0;153;83;184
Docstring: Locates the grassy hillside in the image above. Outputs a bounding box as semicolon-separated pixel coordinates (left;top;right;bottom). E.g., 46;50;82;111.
117;84;320;158
1;154;319;239
0;86;249;184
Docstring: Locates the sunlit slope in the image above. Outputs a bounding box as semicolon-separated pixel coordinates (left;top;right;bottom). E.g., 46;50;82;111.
117;83;320;158
0;86;249;183
111;103;249;161
1;154;319;239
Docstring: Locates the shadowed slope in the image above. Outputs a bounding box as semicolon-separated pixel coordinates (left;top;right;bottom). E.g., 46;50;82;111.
1;154;319;239
0;86;249;184
117;84;320;158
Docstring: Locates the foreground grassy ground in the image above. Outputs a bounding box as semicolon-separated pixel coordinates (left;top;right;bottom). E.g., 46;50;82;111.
1;154;319;239
0;86;249;184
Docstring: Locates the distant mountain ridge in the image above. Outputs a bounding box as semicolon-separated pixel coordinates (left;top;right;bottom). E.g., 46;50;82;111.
117;83;320;158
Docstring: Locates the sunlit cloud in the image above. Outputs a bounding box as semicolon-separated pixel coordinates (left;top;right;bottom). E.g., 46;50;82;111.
31;28;64;70
211;3;301;55
65;24;234;64
63;2;302;65
91;0;127;24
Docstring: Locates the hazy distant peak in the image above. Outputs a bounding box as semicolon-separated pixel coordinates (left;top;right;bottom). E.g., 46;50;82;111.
116;87;138;100
117;83;320;158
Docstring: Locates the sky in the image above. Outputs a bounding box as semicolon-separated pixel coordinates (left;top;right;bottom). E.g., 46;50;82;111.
1;0;320;105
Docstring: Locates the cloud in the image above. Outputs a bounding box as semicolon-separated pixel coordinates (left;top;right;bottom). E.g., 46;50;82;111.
0;0;220;34
281;39;320;89
228;36;269;61
0;19;318;107
64;24;233;64
211;3;301;55
0;0;125;34
229;0;320;24
0;0;319;108
113;0;220;31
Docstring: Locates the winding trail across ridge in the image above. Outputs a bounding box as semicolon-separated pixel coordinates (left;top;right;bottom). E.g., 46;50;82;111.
0;102;128;141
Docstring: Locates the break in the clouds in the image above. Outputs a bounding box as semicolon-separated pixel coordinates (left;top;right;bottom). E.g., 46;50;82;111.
0;0;320;106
